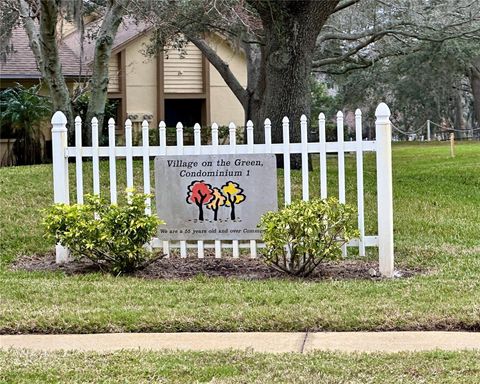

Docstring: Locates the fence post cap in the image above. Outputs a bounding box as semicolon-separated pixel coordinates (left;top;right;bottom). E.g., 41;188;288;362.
51;111;67;125
142;120;149;129
108;117;115;124
355;108;362;116
300;114;307;122
91;116;98;124
375;102;391;119
194;123;201;130
176;122;183;129
337;110;343;118
211;122;218;129
246;120;253;129
318;112;325;120
75;115;82;123
282;116;289;123
229;122;236;129
125;118;132;127
264;118;271;125
159;121;166;129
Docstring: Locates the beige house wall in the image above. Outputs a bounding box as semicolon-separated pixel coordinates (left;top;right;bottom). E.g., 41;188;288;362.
123;34;158;125
119;32;246;128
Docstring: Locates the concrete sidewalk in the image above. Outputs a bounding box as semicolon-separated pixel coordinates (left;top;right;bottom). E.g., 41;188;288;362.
1;332;479;353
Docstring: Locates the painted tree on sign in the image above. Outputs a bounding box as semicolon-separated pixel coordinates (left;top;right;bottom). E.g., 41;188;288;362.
206;187;227;221
222;181;246;221
186;180;214;221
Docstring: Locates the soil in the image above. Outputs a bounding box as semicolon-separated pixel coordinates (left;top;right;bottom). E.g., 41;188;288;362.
10;252;421;280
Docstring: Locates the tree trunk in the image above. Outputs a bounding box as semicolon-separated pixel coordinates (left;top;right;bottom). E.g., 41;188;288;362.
250;0;340;168
38;0;74;135
19;0;74;136
469;57;480;128
85;0;126;144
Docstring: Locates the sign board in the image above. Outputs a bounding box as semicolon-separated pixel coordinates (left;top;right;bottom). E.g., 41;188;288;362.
154;154;277;240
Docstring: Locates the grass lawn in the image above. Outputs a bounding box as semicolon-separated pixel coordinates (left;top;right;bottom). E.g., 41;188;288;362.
1;349;479;383
0;142;479;333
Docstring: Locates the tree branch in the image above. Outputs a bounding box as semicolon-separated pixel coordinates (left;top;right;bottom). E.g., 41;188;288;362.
332;0;361;14
188;35;249;109
314;24;480;69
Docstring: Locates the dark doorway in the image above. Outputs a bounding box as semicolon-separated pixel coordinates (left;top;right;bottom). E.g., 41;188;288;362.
165;99;205;127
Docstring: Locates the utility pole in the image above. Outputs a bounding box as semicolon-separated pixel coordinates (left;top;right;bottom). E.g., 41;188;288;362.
427;119;431;141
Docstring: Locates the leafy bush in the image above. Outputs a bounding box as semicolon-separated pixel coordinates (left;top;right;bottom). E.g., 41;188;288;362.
44;190;164;274
0;83;52;165
259;198;358;277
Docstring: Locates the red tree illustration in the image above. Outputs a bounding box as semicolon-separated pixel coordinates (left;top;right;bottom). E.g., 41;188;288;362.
221;181;246;220
206;187;227;221
186;180;214;221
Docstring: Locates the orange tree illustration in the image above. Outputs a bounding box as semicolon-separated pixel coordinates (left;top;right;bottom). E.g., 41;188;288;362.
186;180;214;221
206;187;227;221
221;181;246;220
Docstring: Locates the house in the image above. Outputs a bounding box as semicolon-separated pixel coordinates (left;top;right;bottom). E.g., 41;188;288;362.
0;19;247;164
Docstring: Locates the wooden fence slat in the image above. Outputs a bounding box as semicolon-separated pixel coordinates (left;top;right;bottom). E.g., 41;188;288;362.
337;111;346;203
211;122;221;258
264;118;272;153
91;117;100;196
159;121;169;257
159;121;167;152
300;114;309;201
142;120;151;215
319;113;327;199
283;117;291;205
229;122;240;258
246;120;257;258
247;120;254;152
336;111;347;257
176;121;187;258
108;118;117;204
194;123;204;258
355;109;366;257
75;116;83;204
125;119;134;193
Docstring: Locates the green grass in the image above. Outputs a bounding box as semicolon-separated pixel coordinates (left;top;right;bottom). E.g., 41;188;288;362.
0;142;479;333
1;349;479;383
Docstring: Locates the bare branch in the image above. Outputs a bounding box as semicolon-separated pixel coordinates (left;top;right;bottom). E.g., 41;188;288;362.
188;35;248;108
332;0;361;14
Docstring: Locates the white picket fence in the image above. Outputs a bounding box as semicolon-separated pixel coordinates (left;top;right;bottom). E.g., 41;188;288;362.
51;103;394;277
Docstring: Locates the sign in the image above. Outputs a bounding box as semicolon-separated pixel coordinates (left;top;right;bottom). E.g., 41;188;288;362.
154;154;277;240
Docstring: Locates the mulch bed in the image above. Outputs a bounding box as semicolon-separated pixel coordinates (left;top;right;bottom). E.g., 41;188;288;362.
10;252;421;280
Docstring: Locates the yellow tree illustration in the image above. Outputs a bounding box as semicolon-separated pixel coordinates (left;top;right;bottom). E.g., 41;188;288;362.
221;181;246;220
206;187;227;221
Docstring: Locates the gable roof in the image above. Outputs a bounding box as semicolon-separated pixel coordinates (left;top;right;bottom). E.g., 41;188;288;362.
62;17;151;64
0;26;85;79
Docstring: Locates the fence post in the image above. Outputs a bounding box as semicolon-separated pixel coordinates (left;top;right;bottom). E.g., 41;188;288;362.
375;103;394;277
51;111;70;263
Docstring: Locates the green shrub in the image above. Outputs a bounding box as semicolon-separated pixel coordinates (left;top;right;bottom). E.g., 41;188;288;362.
43;190;164;274
259;198;358;277
0;83;52;165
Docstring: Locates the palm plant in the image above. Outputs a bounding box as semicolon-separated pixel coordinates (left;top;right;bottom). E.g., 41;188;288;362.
0;83;52;165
